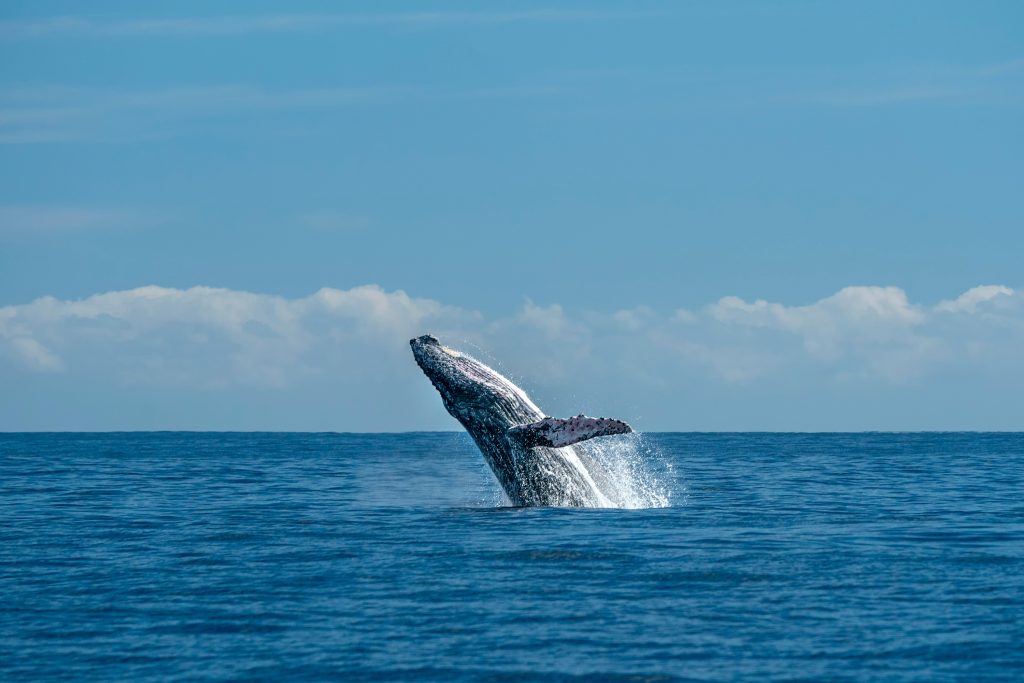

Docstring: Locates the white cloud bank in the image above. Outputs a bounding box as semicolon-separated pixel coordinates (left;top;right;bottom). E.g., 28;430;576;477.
0;285;473;387
1;284;1022;430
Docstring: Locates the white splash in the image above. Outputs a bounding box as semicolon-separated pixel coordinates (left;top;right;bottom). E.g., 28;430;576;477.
576;433;674;509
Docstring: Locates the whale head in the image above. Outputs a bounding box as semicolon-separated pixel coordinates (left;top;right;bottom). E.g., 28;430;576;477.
410;335;541;431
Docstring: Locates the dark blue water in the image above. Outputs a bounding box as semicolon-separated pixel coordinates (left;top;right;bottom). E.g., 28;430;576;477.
2;433;1022;682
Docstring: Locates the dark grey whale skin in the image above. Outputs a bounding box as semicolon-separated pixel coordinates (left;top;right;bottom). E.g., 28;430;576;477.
410;335;612;507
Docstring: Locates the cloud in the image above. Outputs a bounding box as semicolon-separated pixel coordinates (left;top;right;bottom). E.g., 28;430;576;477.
1;282;1020;383
710;286;926;361
299;210;373;232
0;81;569;144
935;285;1014;314
806;58;1024;108
0;285;474;388
6;336;63;372
1;283;1022;429
0;205;142;235
0;11;641;40
811;86;966;107
0;84;420;144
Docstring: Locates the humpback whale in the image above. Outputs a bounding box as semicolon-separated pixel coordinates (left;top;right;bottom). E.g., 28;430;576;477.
410;334;632;507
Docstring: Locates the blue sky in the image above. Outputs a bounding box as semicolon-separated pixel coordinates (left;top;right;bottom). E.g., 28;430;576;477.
1;1;1022;430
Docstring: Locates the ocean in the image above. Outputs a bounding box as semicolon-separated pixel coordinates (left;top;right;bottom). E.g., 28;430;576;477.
2;432;1022;681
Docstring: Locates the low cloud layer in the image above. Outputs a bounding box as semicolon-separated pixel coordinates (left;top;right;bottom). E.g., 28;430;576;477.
1;284;1021;430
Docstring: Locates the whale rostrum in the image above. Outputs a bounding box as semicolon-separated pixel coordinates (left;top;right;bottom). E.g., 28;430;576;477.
410;334;632;507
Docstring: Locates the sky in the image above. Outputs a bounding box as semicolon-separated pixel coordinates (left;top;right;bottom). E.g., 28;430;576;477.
1;1;1022;431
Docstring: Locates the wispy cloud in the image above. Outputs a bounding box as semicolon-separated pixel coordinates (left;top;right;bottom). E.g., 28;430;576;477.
811;86;966;106
0;10;644;39
0;84;422;144
5;52;1020;144
974;58;1024;77
299;210;374;232
0;205;143;235
806;58;1024;107
0;78;577;144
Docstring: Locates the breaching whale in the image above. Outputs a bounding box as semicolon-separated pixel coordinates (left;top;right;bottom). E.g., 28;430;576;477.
410;334;632;507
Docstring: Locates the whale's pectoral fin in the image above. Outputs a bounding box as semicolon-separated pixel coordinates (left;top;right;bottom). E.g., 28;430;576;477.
507;415;632;448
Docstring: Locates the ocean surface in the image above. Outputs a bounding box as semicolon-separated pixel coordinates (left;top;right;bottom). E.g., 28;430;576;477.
2;432;1022;682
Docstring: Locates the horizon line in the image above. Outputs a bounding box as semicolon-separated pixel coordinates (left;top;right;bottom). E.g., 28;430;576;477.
2;430;1022;435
